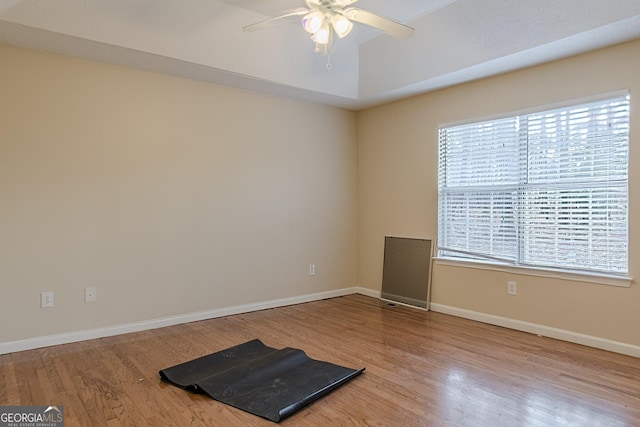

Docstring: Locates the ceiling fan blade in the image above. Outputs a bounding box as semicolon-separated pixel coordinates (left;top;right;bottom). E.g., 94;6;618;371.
343;8;415;39
242;8;309;32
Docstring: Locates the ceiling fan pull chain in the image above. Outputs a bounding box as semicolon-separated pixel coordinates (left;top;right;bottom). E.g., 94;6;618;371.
326;53;332;70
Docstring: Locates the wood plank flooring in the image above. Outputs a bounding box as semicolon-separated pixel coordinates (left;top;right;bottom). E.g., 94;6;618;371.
1;294;639;426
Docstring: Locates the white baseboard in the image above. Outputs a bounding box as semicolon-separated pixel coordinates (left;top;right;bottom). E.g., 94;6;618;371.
8;289;634;359
0;287;371;355
353;286;380;298
430;303;640;358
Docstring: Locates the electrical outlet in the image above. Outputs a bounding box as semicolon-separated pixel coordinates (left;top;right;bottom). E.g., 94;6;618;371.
309;264;315;276
41;291;54;308
507;281;517;295
85;287;97;303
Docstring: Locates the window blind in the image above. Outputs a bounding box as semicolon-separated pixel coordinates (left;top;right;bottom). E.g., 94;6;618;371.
438;95;629;275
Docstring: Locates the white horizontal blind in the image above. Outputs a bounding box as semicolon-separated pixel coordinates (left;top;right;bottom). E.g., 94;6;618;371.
438;117;520;262
438;95;629;275
521;97;629;273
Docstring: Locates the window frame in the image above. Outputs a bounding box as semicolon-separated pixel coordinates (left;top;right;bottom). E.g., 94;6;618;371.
436;91;632;285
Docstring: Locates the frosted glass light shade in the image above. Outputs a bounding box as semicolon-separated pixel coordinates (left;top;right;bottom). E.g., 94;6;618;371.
331;14;353;38
302;12;324;34
313;23;331;44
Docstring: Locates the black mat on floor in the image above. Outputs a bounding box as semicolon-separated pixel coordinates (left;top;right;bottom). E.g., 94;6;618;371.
159;339;365;423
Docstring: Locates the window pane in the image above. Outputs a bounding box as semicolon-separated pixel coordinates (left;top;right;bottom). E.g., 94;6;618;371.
439;117;519;188
521;187;628;273
439;190;517;261
527;99;629;184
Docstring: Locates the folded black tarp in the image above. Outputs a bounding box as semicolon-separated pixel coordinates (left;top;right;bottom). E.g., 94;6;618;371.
159;339;365;423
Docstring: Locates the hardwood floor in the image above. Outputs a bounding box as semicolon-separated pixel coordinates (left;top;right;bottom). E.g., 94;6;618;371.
1;294;639;426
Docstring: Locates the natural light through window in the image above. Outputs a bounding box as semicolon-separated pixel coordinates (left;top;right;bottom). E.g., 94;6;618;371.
437;94;630;276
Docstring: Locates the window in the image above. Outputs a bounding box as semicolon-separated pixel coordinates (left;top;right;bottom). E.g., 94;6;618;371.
437;94;630;275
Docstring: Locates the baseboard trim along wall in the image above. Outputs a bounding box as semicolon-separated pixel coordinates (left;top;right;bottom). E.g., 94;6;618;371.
429;303;640;358
2;288;639;358
0;287;366;355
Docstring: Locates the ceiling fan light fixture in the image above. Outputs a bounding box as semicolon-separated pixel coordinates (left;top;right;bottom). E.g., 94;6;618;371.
302;11;324;34
244;0;416;57
331;14;353;38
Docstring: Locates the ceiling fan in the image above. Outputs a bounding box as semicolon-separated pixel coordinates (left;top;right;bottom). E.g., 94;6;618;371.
242;0;415;54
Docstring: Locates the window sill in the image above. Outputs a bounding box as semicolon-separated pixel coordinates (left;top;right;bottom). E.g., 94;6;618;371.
433;257;633;288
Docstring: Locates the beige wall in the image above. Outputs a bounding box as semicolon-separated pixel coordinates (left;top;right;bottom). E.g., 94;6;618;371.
0;43;358;343
357;40;640;347
3;38;639;349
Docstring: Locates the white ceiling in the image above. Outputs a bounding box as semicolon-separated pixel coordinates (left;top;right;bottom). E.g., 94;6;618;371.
1;0;639;110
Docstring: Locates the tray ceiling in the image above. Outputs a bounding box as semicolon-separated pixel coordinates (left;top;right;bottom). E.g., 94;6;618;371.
1;0;639;109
